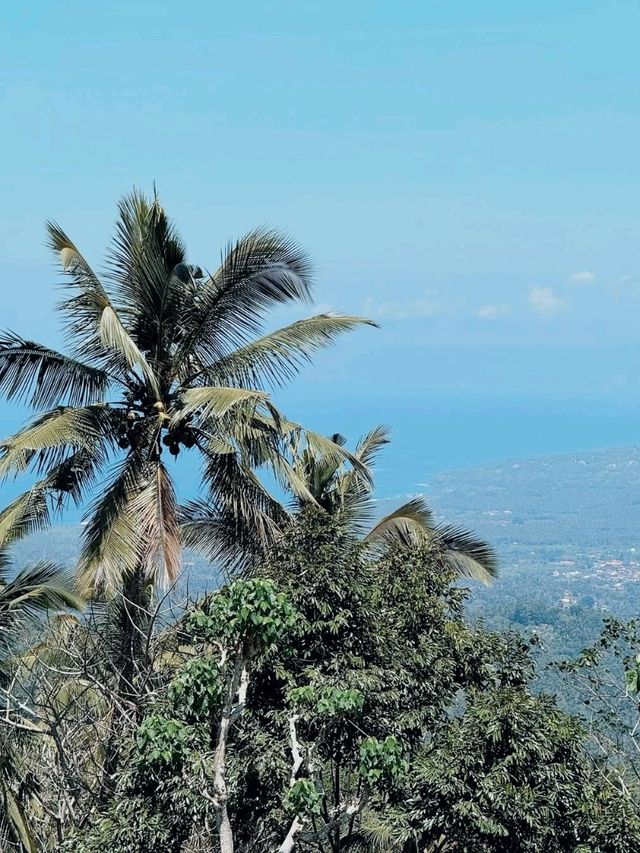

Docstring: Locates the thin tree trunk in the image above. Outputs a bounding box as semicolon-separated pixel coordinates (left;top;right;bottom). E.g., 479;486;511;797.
212;653;250;853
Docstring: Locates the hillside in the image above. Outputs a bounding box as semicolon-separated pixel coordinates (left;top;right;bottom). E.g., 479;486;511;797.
415;445;640;666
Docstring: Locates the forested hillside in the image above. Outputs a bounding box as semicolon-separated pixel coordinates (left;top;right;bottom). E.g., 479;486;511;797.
419;446;640;664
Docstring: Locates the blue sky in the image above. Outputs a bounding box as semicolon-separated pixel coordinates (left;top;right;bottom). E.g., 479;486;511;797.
1;0;639;486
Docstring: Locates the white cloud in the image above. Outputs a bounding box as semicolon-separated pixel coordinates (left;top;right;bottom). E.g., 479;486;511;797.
529;286;567;316
476;304;510;320
363;296;441;321
568;270;595;285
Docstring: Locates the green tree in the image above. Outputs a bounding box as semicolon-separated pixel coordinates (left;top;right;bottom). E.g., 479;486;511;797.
66;511;640;853
409;687;634;852
63;577;299;853
556;617;640;798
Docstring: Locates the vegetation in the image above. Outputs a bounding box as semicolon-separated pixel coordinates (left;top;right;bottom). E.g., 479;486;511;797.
0;192;638;851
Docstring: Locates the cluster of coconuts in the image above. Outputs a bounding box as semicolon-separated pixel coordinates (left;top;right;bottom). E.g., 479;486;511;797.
116;407;197;458
161;416;196;458
124;381;158;413
117;410;144;450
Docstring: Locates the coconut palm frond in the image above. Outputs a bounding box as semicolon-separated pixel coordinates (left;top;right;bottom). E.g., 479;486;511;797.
0;404;113;480
268;453;320;507
180;498;272;577
48;222;102;281
176;228;315;366
129;462;181;589
333;424;391;524
107;188;187;321
0;485;52;553
354;424;391;467
196;314;377;389
171;386;267;428
0;562;83;618
98;305;160;397
432;522;498;583
77;454;149;595
214;403;291;471
282;425;497;585
364;497;436;549
299;428;372;487
44;443;110;508
47;222;119;359
0;332;109;409
48;220;160;393
196;446;288;569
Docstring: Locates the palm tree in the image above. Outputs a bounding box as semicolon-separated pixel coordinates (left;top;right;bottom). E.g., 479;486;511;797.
0;507;82;853
0;496;83;673
0;189;373;598
278;424;498;582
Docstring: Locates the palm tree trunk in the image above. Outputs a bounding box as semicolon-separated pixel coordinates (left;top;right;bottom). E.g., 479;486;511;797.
99;568;151;800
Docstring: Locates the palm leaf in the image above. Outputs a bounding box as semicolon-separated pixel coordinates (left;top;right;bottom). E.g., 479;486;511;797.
128;462;181;588
333;425;391;526
48;220;160;393
181;498;279;576
0;444;109;563
0;487;51;572
269;453;320;506
98;305;160;397
354;424;391;467
43;442;110;508
77;454;150;594
0;331;108;408
172;386;267;427
0;404;113;479
47;222;117;357
432;522;498;583
364;497;436;549
300;428;372;487
192;313;377;389
176;228;314;367
107;189;186;332
0;562;84;617
194;444;288;571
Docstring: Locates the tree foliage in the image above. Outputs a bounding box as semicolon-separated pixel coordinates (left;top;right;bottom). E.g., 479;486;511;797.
51;513;640;853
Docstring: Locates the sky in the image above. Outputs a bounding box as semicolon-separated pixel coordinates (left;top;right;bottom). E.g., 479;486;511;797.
1;0;639;493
